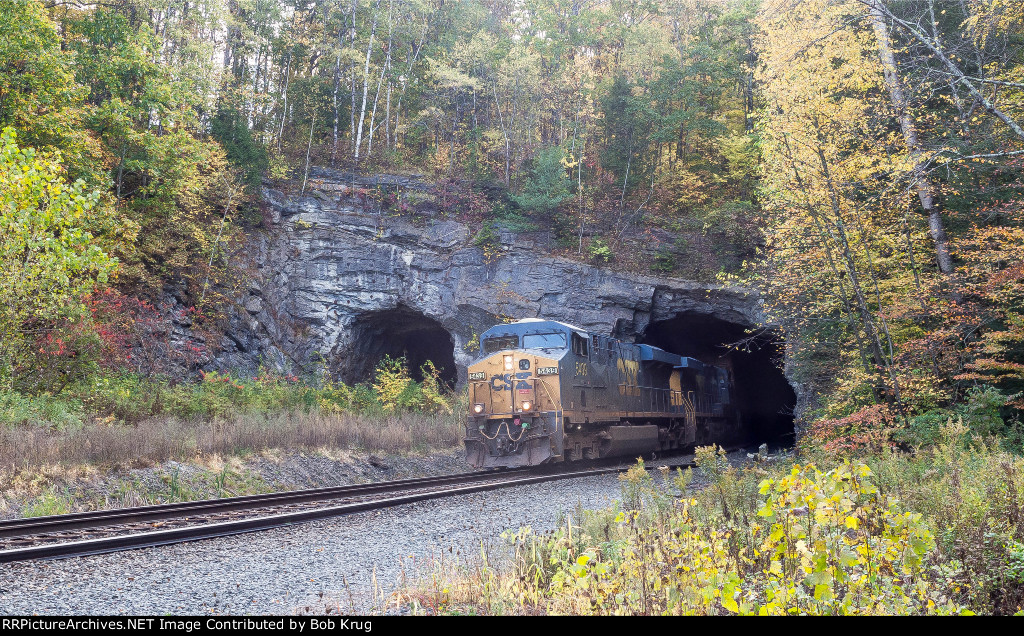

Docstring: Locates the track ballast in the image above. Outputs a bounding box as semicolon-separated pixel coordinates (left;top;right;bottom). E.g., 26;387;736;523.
0;457;698;563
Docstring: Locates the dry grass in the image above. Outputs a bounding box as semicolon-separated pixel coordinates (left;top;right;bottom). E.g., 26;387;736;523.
0;409;464;489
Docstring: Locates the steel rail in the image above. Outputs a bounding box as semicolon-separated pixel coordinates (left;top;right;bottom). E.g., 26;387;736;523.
0;460;696;563
0;468;532;540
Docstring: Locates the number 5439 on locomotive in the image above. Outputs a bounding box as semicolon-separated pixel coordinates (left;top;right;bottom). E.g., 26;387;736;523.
464;319;740;469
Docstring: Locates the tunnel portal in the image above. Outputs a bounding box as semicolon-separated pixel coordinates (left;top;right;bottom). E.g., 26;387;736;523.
342;306;457;387
640;313;796;446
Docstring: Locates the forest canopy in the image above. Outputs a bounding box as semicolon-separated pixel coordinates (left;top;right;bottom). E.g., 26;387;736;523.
0;0;1022;448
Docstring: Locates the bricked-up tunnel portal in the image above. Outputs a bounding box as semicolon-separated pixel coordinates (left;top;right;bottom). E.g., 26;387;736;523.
639;313;796;446
342;306;457;387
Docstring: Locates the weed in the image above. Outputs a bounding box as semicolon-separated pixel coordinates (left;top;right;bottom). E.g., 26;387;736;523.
22;488;72;517
0;410;463;483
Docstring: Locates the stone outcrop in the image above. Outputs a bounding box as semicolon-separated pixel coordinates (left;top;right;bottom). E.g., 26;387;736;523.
213;169;767;388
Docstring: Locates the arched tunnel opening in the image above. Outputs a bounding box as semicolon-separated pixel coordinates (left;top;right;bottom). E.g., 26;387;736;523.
341;306;458;387
639;313;796;447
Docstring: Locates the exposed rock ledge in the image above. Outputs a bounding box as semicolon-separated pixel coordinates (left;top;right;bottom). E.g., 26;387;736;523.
213;170;766;386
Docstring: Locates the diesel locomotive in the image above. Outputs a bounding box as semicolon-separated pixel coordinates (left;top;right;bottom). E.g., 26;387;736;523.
464;319;739;469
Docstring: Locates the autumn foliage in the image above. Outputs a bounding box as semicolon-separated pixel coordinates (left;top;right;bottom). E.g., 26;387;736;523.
753;0;1024;447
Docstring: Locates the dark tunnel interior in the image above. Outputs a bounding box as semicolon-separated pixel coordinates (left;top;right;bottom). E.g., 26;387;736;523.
342;306;457;387
639;313;796;447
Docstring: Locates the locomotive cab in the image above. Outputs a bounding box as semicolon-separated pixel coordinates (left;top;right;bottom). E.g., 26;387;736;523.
465;320;574;468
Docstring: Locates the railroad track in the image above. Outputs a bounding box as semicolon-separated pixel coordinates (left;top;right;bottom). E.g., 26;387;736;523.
0;458;697;564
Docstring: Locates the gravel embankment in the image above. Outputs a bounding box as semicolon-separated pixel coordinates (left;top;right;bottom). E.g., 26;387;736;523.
0;471;643;615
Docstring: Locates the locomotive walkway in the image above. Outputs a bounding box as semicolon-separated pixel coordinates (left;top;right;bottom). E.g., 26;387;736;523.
0;458;697;563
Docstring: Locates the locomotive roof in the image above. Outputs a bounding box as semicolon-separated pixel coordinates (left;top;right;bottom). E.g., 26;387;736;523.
478;320;589;360
480;319;589;339
479;320;724;373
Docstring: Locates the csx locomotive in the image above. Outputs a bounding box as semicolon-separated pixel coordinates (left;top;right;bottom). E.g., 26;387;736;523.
464;319;739;468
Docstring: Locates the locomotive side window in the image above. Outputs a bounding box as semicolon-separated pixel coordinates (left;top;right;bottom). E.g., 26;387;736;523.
571;332;589;357
483;335;519;353
523;333;567;350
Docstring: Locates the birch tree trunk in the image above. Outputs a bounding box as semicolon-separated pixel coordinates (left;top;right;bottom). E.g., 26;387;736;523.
867;0;1024;142
367;0;393;160
868;0;952;274
354;0;382;164
350;0;358;157
331;23;344;166
302;115;316;195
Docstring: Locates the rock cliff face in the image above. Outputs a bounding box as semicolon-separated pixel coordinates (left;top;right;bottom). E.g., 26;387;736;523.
223;171;757;373
213;169;799;441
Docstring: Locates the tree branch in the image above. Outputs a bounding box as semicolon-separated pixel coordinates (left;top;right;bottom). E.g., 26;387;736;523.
855;0;1024;142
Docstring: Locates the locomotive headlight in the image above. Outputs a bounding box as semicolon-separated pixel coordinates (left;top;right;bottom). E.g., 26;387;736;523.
503;355;514;371
473;403;485;414
521;400;532;411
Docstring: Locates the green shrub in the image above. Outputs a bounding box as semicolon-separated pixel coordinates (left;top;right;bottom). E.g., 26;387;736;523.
896;410;950;447
509;146;572;217
489;202;539;233
958;385;1011;439
894;386;1020;450
2;357;457;428
0;389;85;428
473;222;502;261
371;356;454;414
652;249;676;273
587;238;612;263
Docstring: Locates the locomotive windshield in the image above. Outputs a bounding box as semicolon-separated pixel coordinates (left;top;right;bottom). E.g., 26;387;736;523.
522;333;567;350
483;335;519;353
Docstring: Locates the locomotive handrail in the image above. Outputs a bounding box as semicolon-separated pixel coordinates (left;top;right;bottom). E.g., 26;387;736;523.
683;391;696;429
618;384;690;414
614;383;720;419
534;375;561;412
